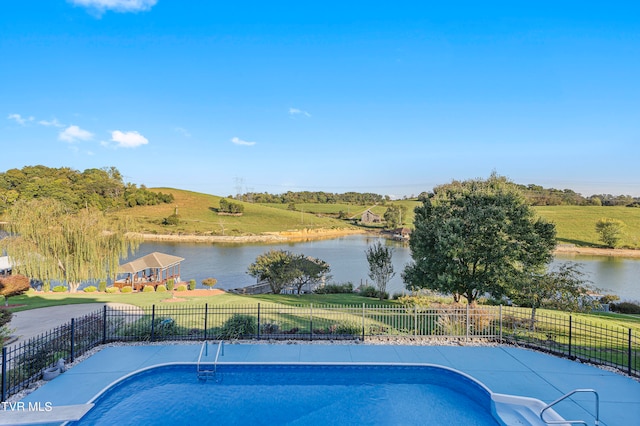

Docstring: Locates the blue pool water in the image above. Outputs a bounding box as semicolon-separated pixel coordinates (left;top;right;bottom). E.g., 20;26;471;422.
71;364;501;425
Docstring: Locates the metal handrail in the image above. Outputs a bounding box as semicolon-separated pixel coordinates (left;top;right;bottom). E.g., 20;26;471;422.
213;340;224;374
196;341;209;376
197;341;224;379
540;389;599;426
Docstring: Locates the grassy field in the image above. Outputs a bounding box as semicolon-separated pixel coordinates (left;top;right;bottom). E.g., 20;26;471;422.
260;199;421;227
533;206;640;248
111;188;356;235
105;188;640;248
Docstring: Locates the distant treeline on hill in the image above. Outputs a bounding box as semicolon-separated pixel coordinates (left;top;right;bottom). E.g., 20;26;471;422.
238;186;639;207
0;166;173;213
235;191;388;205
516;184;639;207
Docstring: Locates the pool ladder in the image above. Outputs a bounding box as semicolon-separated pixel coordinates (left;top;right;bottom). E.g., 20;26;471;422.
197;341;224;381
540;389;599;426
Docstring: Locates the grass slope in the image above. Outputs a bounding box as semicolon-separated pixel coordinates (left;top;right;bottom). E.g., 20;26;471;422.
110;188;640;249
534;206;640;248
113;188;357;235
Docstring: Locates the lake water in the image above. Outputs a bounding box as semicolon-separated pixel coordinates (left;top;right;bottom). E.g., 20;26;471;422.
126;235;640;301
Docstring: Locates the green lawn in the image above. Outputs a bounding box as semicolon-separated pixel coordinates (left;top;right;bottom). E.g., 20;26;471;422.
5;290;393;312
111;188;357;235
534;205;640;248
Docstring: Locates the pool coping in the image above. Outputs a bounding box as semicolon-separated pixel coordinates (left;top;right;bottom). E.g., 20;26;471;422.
5;342;640;426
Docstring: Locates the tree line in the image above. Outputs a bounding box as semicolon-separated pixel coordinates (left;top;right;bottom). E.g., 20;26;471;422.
0;165;173;213
239;187;638;207
235;191;388;205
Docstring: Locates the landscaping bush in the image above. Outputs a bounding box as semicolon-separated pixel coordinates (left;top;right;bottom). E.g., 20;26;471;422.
121;286;133;293
329;321;361;336
202;277;217;290
142;285;155;293
0;309;13;327
260;321;280;334
359;285;388;300
83;286;97;293
610;301;640;314
314;282;353;294
156;285;167;292
188;279;196;291
106;287;119;293
116;316;177;341
176;284;188;292
166;279;175;291
98;281;107;292
42;282;50;292
52;285;67;293
218;314;257;339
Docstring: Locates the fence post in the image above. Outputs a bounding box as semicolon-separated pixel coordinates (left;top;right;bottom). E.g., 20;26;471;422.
362;303;365;340
150;305;156;342
309;304;313;341
466;304;470;341
499;305;503;343
414;305;418;336
204;304;208;341
628;329;633;377
2;346;7;402
257;303;261;341
102;305;107;344
70;318;75;363
568;315;572;358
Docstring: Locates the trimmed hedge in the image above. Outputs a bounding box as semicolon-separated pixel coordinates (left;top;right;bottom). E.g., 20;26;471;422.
83;286;97;293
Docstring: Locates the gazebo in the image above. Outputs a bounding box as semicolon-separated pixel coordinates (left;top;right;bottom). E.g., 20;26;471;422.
117;252;185;290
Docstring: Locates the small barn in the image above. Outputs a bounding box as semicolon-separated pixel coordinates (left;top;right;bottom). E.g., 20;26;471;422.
361;209;382;224
117;252;185;290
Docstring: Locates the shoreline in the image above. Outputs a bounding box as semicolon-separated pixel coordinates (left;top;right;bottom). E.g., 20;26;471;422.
138;230;639;259
554;245;640;259
137;227;367;244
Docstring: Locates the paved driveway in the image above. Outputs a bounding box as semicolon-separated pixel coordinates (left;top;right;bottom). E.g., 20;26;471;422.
7;303;138;346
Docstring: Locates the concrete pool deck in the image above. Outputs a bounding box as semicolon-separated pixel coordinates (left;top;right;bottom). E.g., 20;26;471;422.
6;343;639;426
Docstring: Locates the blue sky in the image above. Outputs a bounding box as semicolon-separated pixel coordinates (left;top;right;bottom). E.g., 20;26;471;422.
2;1;639;198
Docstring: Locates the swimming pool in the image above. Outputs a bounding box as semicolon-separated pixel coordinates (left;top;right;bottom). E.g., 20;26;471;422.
69;363;552;425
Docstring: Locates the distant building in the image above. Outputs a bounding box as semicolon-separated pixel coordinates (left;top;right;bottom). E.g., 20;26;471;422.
392;227;411;241
361;209;382;224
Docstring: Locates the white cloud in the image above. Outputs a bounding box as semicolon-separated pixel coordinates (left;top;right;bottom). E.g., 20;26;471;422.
289;108;311;118
231;137;256;146
110;130;149;148
38;118;64;128
59;125;94;142
7;113;34;125
68;0;157;14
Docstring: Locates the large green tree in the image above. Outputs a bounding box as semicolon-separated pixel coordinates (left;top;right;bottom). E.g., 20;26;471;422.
1;198;140;292
365;241;395;300
403;174;556;304
247;250;330;294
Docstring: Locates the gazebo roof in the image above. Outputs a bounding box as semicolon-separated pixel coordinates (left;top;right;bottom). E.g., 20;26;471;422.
118;252;184;274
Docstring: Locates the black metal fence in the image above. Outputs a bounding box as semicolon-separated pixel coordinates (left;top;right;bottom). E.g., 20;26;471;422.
2;304;638;401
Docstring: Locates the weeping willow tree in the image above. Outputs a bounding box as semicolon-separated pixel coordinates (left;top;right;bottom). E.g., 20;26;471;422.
1;198;141;292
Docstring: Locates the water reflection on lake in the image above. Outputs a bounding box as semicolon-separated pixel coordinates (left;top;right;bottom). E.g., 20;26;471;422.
128;235;639;301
